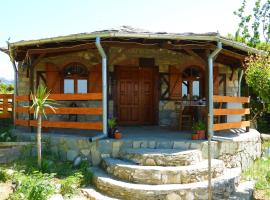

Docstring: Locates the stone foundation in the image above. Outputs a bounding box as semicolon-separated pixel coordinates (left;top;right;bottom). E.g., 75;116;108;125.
13;129;261;170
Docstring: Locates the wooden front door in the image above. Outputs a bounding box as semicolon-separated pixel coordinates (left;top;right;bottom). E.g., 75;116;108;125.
116;66;156;125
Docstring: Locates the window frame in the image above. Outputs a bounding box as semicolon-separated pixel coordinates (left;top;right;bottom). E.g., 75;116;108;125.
62;63;89;94
181;67;204;99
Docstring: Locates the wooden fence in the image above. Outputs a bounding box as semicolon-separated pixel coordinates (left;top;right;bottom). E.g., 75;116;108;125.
15;93;103;130
0;94;13;119
213;95;250;131
2;93;250;132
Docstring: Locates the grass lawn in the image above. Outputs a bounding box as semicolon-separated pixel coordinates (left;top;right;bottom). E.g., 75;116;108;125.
242;141;270;199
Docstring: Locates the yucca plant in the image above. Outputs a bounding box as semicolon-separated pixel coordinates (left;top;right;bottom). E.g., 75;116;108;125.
30;84;57;168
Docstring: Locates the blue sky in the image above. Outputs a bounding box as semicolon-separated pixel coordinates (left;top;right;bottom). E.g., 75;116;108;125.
0;0;256;80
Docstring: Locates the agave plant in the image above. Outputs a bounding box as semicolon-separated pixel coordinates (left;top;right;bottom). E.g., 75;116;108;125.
30;84;57;168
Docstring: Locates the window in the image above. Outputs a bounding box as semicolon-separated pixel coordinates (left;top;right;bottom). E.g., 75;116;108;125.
64;79;74;94
181;67;203;99
63;63;88;94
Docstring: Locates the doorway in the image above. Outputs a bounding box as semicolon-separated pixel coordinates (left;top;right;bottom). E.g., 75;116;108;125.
115;66;157;125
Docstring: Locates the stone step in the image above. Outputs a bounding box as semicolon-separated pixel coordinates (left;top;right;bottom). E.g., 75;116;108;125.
81;187;119;200
101;157;225;184
92;167;241;200
119;148;202;166
228;181;254;200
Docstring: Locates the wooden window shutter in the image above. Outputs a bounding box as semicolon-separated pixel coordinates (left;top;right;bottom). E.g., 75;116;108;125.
46;63;60;93
169;66;181;99
213;66;219;95
89;65;102;93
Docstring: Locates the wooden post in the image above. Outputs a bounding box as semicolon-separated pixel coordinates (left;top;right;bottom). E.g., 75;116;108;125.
246;96;250;132
29;59;34;132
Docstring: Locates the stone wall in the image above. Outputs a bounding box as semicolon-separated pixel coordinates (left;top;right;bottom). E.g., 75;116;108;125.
14;129;261;170
0;142;35;164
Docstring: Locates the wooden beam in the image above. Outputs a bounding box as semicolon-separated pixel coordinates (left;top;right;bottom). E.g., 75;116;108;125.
0;94;14;98
32;53;46;67
48;93;102;101
16;95;30;102
220;49;246;61
162;43;213;50
16;106;102;115
214;108;250;115
0;104;12;109
213;121;250;131
213;95;250;103
0;113;11;119
29;120;102;130
27;43;96;55
183;49;207;65
16;93;102;101
15;119;30;126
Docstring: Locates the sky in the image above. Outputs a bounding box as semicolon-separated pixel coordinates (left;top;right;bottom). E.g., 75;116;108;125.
0;0;256;81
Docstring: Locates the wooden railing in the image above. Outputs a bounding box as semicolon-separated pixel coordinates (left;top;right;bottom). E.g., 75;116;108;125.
0;94;13;119
213;95;250;131
15;93;103;130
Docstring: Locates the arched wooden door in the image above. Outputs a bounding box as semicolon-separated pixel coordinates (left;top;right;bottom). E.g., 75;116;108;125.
116;66;157;125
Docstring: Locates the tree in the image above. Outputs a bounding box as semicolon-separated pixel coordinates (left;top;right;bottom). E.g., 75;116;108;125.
30;85;56;168
244;54;270;119
234;0;270;123
234;0;270;49
0;81;14;94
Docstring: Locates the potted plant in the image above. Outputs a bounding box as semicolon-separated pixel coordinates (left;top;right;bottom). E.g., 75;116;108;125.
192;120;206;140
192;133;199;140
108;118;117;138
114;129;122;139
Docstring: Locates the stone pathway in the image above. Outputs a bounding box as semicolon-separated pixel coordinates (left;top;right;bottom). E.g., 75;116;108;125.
0;182;13;200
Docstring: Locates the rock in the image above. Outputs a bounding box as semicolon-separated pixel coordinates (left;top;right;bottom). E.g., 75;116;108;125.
0;182;13;200
81;149;90;156
144;158;156;166
261;133;270;141
48;194;64;200
73;156;82;167
185;192;194;200
67;150;78;161
166;192;181;200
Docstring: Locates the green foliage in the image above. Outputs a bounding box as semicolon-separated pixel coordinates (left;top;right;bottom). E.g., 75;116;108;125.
266;171;270;182
0;127;16;142
242;142;270;198
244;54;270;116
9;171;56;200
108;118;117;129
0;82;14;94
60;172;83;197
2;153;93;199
77;160;94;186
192;120;206;131
234;0;270;49
0;168;11;182
31;84;57;119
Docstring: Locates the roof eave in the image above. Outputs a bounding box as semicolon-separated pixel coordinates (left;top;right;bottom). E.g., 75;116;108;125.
9;32;263;55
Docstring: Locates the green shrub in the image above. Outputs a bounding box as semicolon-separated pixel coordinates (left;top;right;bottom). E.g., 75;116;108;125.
0;168;10;182
60;172;83;197
0;127;16;142
77;160;93;186
266;171;270;183
9;171;56;200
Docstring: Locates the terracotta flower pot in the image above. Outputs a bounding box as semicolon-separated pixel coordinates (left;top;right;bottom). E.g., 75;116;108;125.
196;130;205;139
192;133;199;140
114;132;122;139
